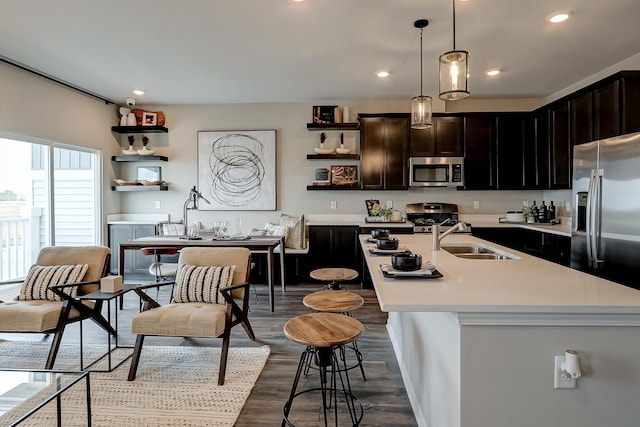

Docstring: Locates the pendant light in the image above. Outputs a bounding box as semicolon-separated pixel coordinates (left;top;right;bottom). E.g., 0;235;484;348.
439;0;470;101
411;19;433;129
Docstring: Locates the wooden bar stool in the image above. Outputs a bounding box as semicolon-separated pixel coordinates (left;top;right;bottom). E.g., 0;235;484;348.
309;267;359;291
282;312;364;427
303;290;366;381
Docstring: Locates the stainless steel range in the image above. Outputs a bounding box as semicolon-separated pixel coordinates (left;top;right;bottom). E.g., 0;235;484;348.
406;202;470;233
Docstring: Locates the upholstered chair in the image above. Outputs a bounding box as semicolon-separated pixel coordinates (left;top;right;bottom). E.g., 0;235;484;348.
127;247;255;385
0;246;113;368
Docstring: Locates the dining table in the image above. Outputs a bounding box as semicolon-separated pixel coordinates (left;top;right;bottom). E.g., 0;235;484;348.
118;235;285;312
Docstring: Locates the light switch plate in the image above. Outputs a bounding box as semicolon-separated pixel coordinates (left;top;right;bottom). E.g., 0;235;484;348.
386;200;393;209
473;201;480;209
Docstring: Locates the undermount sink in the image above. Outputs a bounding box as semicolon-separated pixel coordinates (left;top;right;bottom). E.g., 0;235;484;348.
441;244;518;260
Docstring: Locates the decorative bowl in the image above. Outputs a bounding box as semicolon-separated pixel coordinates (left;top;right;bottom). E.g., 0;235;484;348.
336;147;351;154
371;229;390;239
506;211;525;222
377;237;399;250
391;253;423;271
314;147;335;154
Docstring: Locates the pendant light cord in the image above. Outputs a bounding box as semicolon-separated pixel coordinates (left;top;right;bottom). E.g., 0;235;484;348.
452;0;457;50
419;27;424;97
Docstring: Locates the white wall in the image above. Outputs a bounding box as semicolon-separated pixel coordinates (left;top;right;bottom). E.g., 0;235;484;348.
0;62;121;244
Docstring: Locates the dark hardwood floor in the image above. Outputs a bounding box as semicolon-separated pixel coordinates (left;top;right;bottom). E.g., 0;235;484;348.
1;279;418;426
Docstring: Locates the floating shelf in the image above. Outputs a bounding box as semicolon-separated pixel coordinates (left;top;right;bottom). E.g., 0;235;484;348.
306;154;360;160
112;155;168;162
111;125;168;134
306;185;361;191
111;185;168;192
306;123;360;131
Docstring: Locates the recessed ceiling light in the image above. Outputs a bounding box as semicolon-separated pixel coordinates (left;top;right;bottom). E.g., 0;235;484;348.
485;69;501;76
548;13;569;23
133;90;145;95
377;71;390;78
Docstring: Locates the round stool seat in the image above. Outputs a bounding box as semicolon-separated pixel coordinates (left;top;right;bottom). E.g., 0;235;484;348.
284;313;363;348
309;268;358;283
139;246;180;257
303;290;364;313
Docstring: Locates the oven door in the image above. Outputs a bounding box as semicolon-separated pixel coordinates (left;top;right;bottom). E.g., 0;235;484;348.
409;157;464;187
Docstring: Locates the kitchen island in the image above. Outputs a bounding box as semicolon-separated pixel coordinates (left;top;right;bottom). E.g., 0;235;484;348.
360;233;640;427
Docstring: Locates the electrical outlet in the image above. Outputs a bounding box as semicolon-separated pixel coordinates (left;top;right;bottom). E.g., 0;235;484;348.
331;201;337;210
565;201;571;212
523;200;530;208
554;355;577;389
473;200;480;210
155;201;161;209
386;200;393;209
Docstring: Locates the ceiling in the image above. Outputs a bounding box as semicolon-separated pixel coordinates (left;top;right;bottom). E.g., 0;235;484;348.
2;0;640;105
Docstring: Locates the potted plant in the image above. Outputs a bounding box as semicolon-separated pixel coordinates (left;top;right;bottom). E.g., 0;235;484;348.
377;207;393;221
522;206;536;223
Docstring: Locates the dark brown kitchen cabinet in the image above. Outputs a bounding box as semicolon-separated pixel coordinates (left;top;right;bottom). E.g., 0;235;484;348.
495;113;534;190
462;114;496;190
593;79;619;139
359;113;409;190
307;225;361;280
532;108;550;189
549;100;571;189
570;91;593;146
410;115;463;157
620;73;640;134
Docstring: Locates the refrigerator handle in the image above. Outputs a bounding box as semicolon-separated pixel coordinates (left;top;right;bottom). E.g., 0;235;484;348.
586;169;596;268
592;168;604;270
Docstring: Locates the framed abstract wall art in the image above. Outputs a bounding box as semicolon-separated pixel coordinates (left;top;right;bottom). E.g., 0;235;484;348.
197;130;277;210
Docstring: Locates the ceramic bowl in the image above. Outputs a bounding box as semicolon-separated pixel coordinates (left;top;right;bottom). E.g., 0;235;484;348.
314;147;335;154
377;237;399;250
391;253;423;271
336;147;351;154
371;229;390;239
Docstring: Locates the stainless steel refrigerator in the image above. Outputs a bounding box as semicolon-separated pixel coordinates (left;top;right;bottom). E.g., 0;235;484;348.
571;132;640;290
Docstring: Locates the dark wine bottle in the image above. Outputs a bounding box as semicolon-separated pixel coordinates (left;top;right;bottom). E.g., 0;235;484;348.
549;201;556;221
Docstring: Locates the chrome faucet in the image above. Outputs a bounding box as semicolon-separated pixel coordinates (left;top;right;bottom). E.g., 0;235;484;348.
432;220;468;250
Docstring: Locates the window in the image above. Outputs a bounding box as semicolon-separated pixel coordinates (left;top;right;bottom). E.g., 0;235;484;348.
0;137;100;281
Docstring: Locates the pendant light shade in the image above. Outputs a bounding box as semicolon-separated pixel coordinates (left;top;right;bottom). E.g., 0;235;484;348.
439;0;470;101
411;19;432;129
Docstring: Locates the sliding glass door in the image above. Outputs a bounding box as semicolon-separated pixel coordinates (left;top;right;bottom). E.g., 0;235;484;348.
0;137;100;281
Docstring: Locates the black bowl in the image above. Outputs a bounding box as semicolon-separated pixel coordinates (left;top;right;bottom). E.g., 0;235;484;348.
377;237;399;250
391;253;423;271
371;229;390;239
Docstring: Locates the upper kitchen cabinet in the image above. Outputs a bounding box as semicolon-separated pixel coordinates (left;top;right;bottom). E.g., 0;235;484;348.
570;91;593;146
619;72;640;134
495;113;535;190
462;114;496;190
532;108;550;189
409;115;463;157
593;79;619;139
549;100;571;189
359;113;409;190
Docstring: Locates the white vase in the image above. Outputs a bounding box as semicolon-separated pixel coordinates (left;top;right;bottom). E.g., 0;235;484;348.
120;114;128;126
127;113;137;126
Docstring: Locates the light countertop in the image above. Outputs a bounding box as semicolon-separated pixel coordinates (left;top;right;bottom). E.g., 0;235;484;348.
306;214;413;228
460;214;571;237
361;233;640;315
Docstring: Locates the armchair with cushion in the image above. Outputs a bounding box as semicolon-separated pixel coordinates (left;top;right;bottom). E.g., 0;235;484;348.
0;246;114;369
127;247;255;385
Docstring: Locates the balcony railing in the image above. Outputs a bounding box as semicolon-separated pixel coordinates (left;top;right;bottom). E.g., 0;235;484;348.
0;217;29;282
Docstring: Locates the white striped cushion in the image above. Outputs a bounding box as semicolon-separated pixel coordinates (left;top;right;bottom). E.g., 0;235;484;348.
17;264;89;301
172;265;235;304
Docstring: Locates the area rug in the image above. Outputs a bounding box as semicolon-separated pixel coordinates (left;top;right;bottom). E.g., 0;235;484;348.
0;341;270;426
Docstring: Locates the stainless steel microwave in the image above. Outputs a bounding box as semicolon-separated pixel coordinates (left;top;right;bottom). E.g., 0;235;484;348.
409;157;465;187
